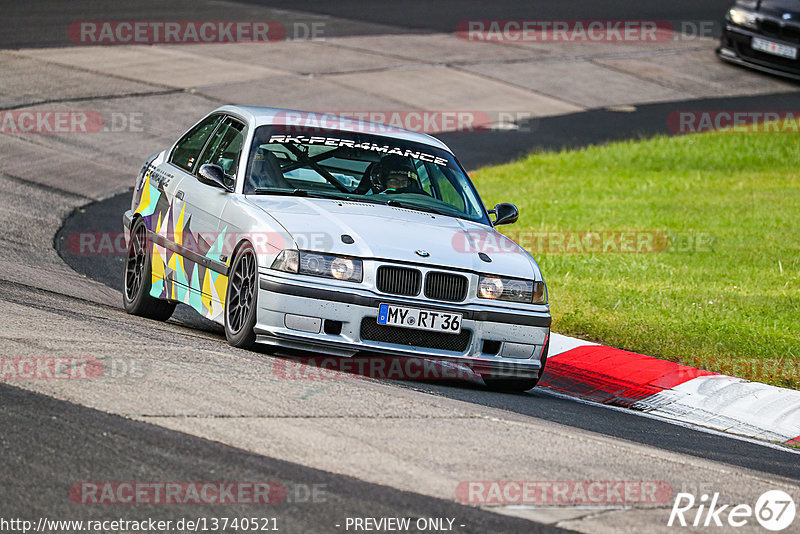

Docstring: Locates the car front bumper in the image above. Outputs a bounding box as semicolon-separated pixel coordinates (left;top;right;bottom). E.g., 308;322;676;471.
255;272;551;379
718;24;800;80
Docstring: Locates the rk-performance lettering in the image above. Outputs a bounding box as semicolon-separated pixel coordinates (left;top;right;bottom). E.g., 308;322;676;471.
267;135;449;166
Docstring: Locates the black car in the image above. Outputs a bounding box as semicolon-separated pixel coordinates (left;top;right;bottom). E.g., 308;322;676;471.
718;0;800;80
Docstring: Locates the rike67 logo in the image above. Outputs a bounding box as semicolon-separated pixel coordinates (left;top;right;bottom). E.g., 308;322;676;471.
668;490;796;531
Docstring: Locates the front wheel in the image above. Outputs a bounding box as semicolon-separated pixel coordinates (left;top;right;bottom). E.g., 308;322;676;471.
122;218;176;321
224;242;258;349
483;338;549;393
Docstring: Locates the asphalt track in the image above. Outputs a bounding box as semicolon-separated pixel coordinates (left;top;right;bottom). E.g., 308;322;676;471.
2;0;735;49
241;0;734;36
0;383;567;534
5;1;800;532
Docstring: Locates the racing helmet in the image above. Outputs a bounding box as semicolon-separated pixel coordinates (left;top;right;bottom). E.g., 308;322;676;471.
372;154;420;193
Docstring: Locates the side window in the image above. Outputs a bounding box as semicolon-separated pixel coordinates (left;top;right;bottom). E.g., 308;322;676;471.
196;118;246;177
170;115;222;172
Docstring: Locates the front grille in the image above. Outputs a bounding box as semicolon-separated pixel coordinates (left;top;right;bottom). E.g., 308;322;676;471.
758;20;800;44
376;265;421;296
785;26;800;43
360;317;472;352
424;271;469;302
759;19;782;38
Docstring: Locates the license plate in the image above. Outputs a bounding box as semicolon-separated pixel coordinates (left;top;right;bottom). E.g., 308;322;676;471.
377;303;462;334
752;37;797;59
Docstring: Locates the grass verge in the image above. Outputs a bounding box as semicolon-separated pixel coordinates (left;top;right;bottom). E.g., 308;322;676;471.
472;127;800;388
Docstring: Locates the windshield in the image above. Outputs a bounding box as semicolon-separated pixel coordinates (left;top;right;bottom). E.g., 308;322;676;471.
243;126;490;223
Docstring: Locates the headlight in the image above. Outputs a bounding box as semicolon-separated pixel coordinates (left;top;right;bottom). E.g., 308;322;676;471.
478;277;505;299
478;276;547;304
330;257;357;280
271;250;363;283
728;8;758;29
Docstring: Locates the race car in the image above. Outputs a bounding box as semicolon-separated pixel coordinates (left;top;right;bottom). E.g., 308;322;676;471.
718;0;800;80
122;106;550;391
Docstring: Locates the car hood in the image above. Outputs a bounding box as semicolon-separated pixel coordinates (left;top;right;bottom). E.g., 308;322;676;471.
757;0;800;18
246;196;541;280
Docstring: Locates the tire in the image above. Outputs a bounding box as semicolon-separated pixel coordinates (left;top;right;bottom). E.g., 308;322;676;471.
483;338;549;393
122;218;176;321
224;242;258;349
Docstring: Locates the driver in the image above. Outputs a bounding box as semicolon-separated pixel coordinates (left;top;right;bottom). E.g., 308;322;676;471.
374;155;421;193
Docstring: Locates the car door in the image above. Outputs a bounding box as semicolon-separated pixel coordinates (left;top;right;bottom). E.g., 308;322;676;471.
176;116;247;321
142;113;222;304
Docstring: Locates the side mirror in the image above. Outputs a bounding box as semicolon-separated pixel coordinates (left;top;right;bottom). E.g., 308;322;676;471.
490;202;519;226
198;164;233;192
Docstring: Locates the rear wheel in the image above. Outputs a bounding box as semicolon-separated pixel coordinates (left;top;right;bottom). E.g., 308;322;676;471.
483;338;549;393
224;242;258;349
122;218;176;321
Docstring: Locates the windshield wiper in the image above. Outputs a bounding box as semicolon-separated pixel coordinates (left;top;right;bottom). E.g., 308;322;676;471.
252;188;309;196
251;190;455;216
384;199;453;217
252;188;366;202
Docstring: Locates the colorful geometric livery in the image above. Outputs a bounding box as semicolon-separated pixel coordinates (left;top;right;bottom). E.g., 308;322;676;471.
134;170;229;322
